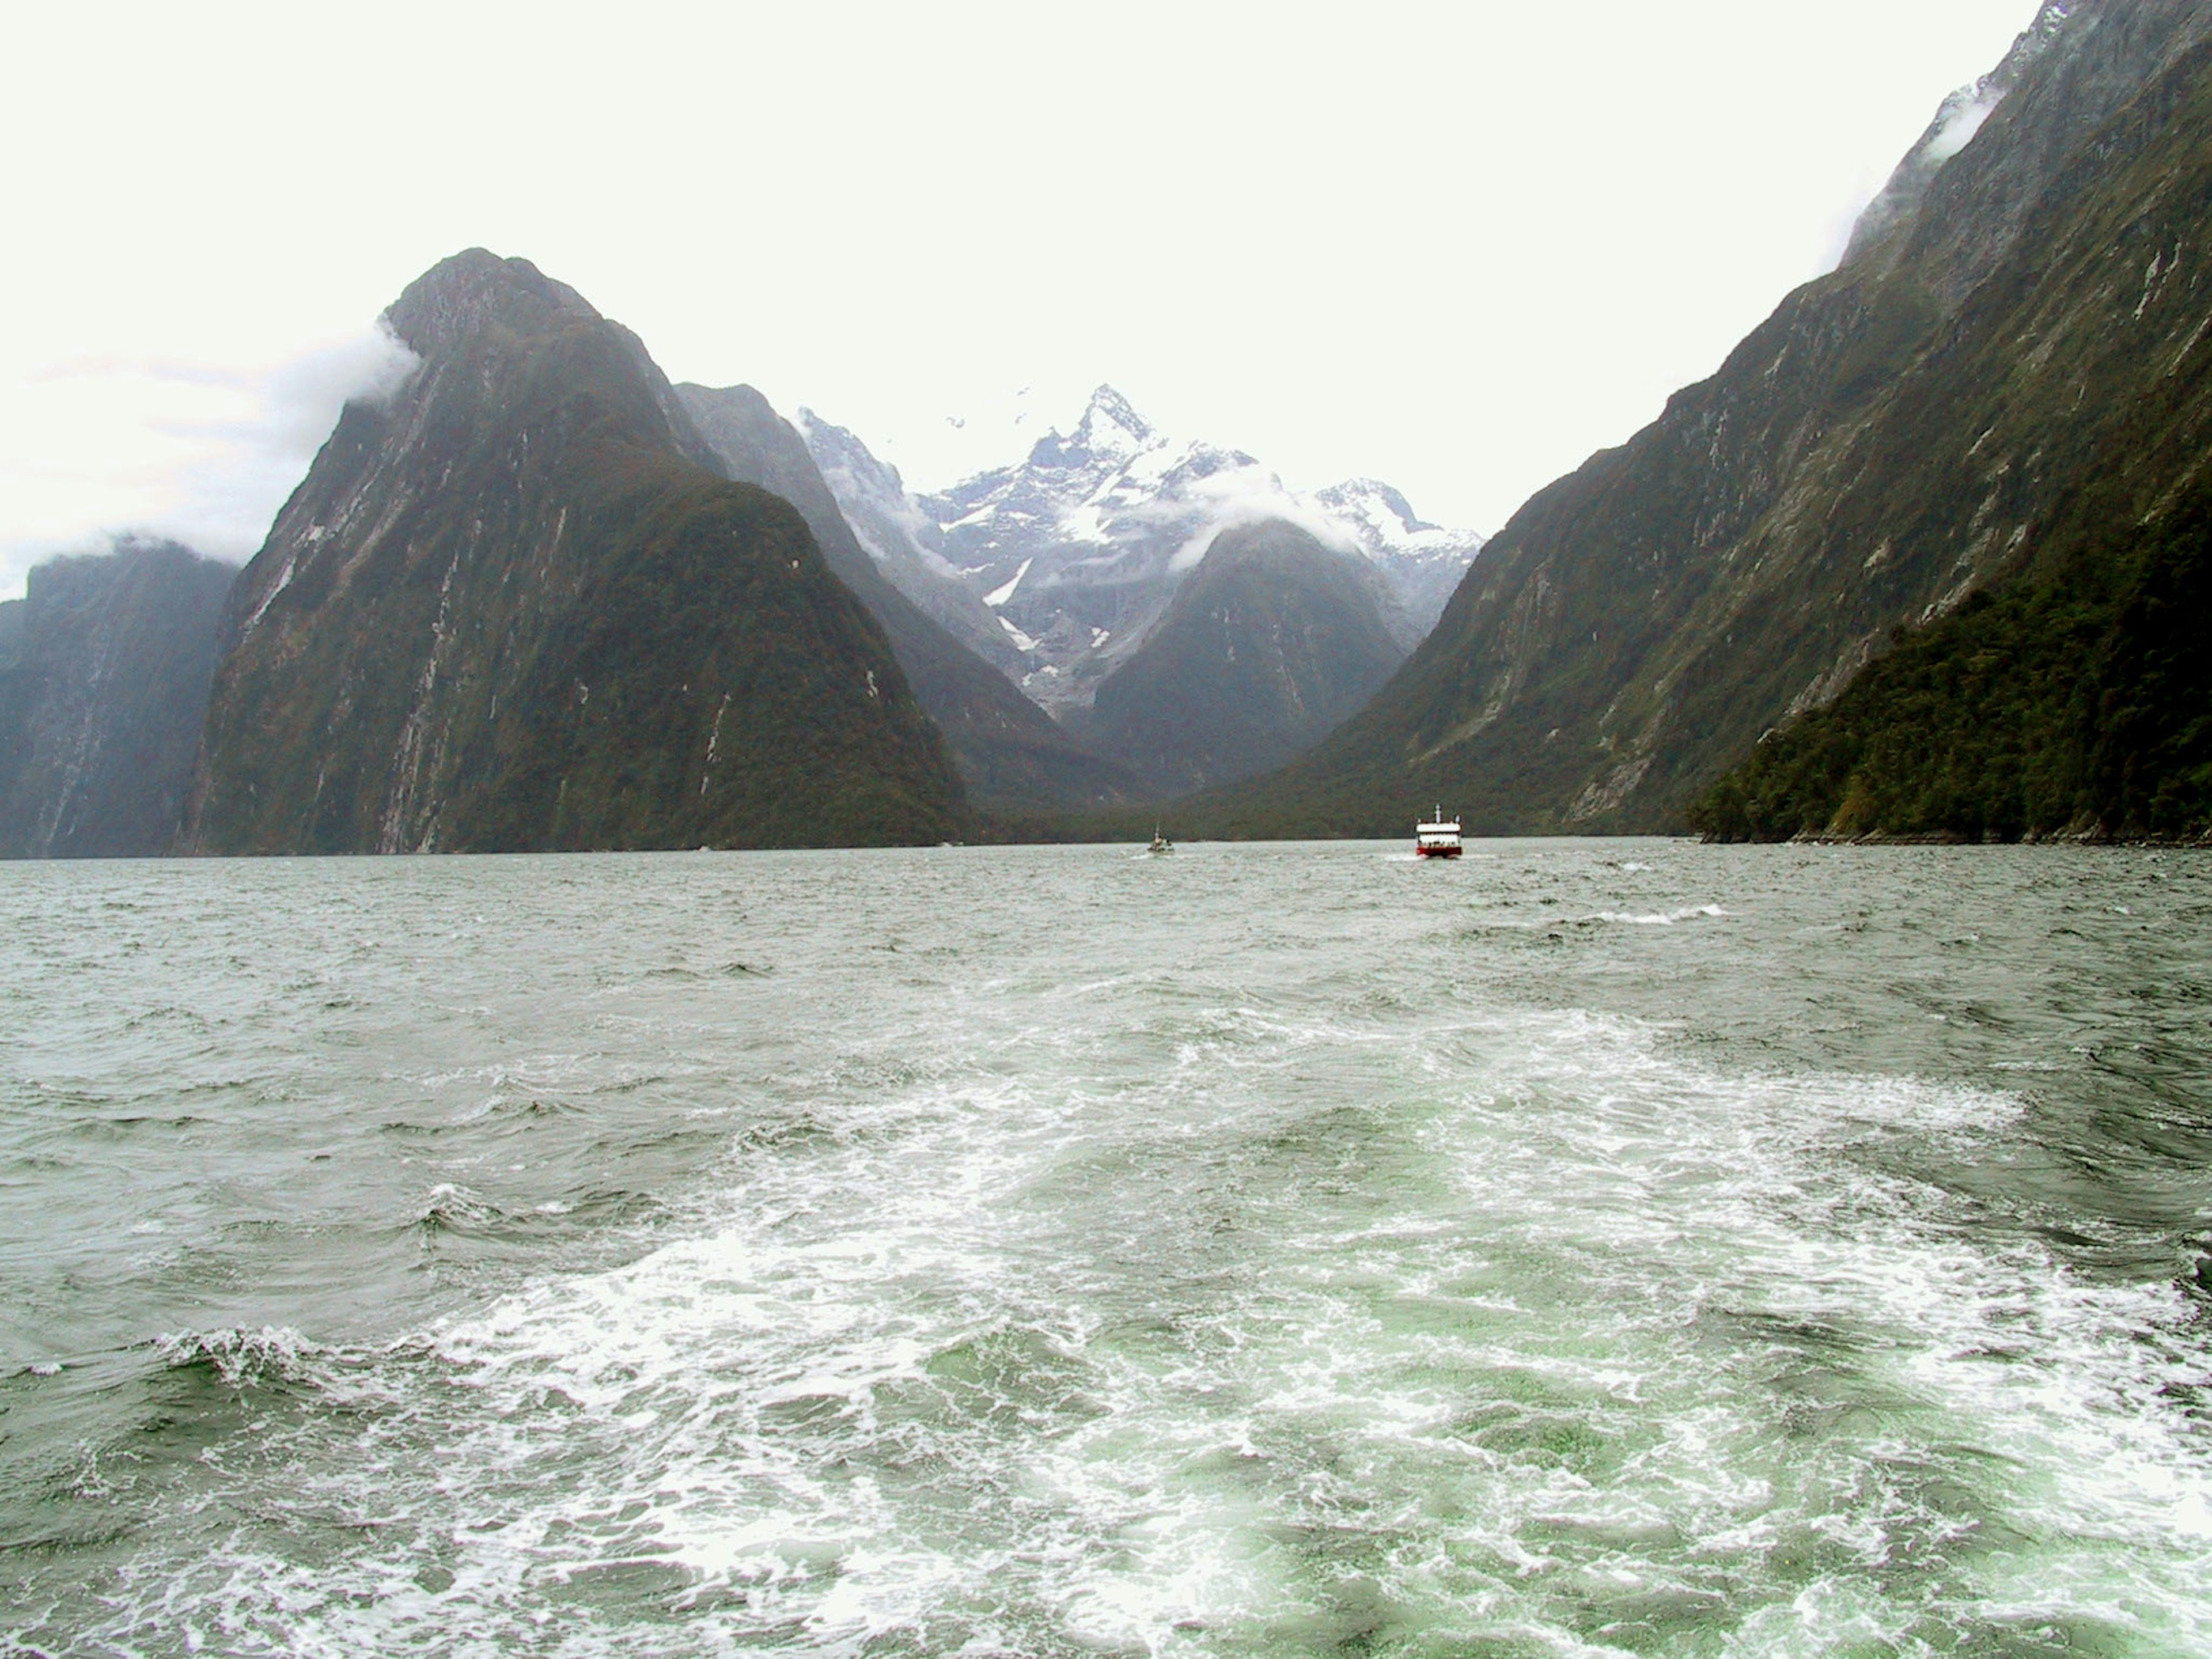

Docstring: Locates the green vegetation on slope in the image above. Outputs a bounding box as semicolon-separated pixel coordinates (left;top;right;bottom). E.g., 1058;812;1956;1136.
190;252;965;853
1693;456;2211;845
440;454;967;851
1211;4;2212;840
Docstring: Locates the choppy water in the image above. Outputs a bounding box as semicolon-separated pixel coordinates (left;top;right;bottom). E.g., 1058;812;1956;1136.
2;840;2209;1657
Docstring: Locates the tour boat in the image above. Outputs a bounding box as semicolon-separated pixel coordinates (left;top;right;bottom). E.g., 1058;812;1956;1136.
1149;824;1174;854
1415;806;1462;858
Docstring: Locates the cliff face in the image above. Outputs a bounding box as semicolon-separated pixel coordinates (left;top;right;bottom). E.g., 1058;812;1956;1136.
0;538;237;858
1230;0;2212;837
1078;520;1409;796
675;384;1140;812
1699;21;2212;842
183;251;966;854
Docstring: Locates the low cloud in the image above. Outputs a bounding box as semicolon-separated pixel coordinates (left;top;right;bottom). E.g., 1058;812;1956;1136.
1821;77;2012;278
1158;465;1365;573
1925;90;2003;162
0;324;419;600
162;323;420;555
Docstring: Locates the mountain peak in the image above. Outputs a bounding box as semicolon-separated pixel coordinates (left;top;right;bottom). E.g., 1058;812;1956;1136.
1074;384;1157;455
382;248;600;357
191;252;969;853
1317;478;1425;532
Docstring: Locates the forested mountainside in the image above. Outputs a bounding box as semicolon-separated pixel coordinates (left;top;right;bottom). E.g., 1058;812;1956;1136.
1209;0;2212;840
184;251;965;854
675;383;1140;813
1075;520;1410;796
1692;19;2212;841
1693;269;2212;842
0;537;236;858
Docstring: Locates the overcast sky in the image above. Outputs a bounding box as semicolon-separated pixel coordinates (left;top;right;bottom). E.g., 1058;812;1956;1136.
1;1;2043;601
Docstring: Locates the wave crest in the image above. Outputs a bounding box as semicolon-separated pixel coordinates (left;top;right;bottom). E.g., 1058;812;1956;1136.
152;1324;323;1387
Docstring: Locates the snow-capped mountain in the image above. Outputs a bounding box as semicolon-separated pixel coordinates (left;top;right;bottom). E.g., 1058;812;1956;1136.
799;385;1486;716
1312;479;1487;641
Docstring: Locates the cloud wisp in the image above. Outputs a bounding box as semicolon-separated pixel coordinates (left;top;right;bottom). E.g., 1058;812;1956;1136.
0;324;418;601
1159;467;1367;574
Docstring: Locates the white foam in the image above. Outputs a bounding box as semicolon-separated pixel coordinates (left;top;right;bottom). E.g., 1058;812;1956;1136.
1588;904;1729;926
41;970;2212;1656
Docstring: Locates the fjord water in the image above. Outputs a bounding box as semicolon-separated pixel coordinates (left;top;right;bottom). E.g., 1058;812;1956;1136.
3;843;2207;1657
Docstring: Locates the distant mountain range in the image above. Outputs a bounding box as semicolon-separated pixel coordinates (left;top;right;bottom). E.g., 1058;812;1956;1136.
674;382;1137;812
1206;0;2212;843
7;271;1468;853
797;385;1484;718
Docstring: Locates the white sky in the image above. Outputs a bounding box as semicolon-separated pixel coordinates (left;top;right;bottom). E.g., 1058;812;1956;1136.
1;1;2040;601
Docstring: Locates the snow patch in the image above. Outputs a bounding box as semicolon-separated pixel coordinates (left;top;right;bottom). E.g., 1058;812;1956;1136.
984;557;1033;608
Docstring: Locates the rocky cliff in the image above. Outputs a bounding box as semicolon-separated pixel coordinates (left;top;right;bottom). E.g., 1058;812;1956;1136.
183;251;965;853
1218;0;2212;838
0;537;237;857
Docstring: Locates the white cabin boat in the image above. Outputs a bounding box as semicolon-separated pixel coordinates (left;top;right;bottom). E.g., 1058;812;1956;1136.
1148;824;1174;854
1414;806;1461;858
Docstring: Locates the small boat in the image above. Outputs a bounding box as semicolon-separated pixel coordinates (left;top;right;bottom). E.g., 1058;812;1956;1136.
1148;824;1174;854
1415;805;1461;858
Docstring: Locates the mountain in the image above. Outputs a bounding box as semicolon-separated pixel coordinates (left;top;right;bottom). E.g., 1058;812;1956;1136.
801;386;1484;717
1310;479;1487;641
793;410;1025;678
0;537;237;858
1696;14;2212;843
916;385;1264;715
1208;0;2212;839
1075;519;1410;795
674;385;1136;812
183;250;966;854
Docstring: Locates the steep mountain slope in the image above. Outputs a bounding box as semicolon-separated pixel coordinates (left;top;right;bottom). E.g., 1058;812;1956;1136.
0;537;237;857
804;387;1483;715
183;251;965;854
1696;37;2212;842
793;410;1024;677
675;384;1137;812
1077;520;1410;795
1218;0;2212;838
